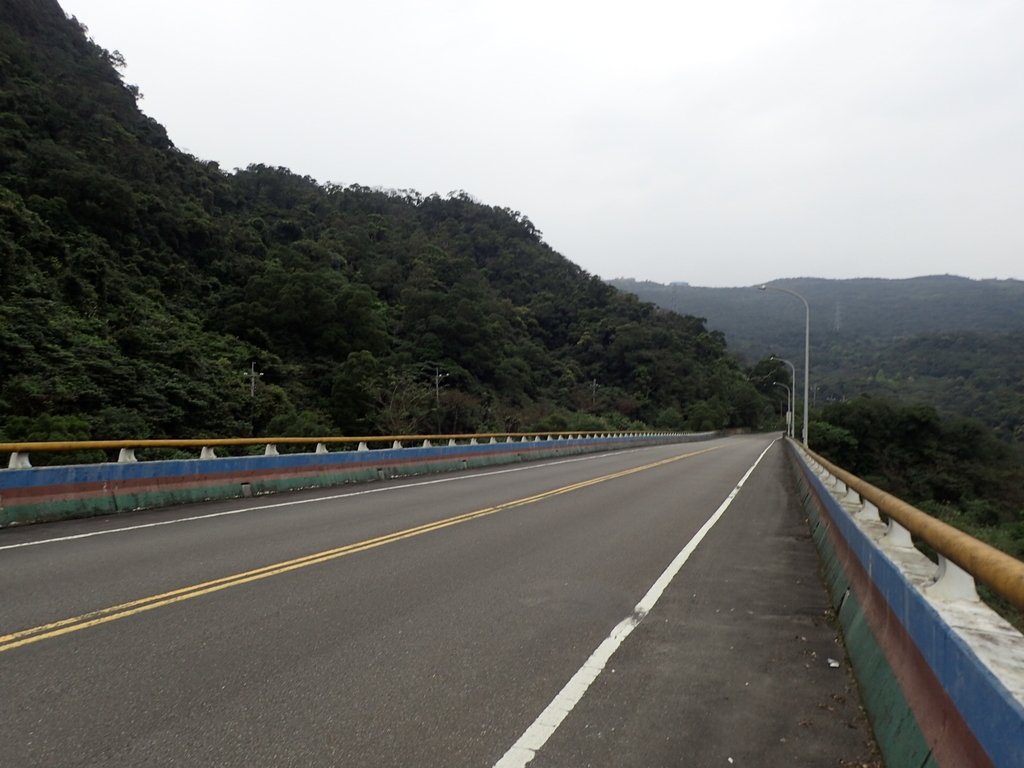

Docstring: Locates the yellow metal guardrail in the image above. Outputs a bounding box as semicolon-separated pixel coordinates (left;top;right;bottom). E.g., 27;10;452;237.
799;443;1024;613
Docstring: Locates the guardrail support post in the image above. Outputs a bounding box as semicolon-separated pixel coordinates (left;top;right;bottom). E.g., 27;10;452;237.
8;451;31;469
392;440;403;449
824;475;846;493
357;442;369;452
264;444;279;456
839;487;861;513
926;556;981;602
448;439;457;447
856;499;882;523
200;447;217;460
118;448;138;463
880;518;914;549
315;443;329;454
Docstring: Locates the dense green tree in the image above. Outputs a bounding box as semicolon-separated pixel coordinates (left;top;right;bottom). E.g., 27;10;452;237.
810;398;1023;554
0;1;775;445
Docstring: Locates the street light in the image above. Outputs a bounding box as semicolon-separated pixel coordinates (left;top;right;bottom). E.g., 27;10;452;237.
771;356;797;438
772;382;792;438
758;284;810;446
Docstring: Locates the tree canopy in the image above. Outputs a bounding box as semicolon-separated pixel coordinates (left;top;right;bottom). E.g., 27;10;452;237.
0;1;771;443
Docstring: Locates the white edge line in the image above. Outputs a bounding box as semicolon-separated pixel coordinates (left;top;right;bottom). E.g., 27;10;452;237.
493;438;778;768
0;446;666;551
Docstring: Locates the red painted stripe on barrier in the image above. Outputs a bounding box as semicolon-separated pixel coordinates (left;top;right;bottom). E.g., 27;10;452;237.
804;469;993;768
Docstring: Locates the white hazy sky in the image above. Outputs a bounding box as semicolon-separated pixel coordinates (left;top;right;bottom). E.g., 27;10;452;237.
59;0;1024;287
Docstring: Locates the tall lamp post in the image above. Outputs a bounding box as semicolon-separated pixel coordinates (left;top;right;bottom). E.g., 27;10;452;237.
758;285;810;446
772;382;792;438
771;355;797;438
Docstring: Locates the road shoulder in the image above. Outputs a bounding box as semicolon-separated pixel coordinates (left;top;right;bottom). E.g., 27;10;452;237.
527;439;881;768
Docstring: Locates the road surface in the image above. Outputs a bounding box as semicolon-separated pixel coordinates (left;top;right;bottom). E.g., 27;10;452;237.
0;434;878;767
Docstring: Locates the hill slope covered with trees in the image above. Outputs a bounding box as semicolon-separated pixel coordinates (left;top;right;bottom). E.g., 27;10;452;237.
612;277;1024;442
0;0;769;444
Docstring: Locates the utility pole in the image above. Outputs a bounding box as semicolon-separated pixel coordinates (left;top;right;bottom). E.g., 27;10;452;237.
433;366;448;432
242;362;264;437
244;361;263;398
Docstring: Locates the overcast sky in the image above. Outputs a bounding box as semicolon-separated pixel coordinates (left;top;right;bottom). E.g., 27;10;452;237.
60;0;1023;287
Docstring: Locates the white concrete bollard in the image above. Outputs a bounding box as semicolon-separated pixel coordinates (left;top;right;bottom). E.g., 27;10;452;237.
8;451;31;469
925;556;981;602
856;500;882;523
880;518;914;549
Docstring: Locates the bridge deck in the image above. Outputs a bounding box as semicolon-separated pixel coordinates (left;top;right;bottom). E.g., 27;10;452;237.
0;436;879;767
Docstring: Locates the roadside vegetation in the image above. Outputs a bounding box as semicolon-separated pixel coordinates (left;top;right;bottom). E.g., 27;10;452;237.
0;2;770;447
809;398;1024;627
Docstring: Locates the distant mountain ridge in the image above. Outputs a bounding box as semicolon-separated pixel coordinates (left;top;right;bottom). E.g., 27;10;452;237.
610;275;1024;441
610;276;1024;351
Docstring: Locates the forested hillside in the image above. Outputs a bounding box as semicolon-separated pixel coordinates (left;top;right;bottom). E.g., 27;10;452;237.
612;277;1024;442
0;0;769;443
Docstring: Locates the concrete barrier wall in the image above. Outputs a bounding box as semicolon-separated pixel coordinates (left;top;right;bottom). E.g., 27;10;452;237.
0;433;710;528
786;441;1024;768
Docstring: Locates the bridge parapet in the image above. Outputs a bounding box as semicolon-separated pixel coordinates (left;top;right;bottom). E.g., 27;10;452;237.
0;431;712;528
1;431;650;470
787;439;1024;768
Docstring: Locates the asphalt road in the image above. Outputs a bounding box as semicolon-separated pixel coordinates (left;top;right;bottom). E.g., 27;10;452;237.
0;435;879;767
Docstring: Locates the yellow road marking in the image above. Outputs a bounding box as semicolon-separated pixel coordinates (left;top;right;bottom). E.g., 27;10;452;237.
0;445;719;653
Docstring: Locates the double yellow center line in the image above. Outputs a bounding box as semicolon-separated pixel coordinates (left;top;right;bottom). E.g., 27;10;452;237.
0;446;718;654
